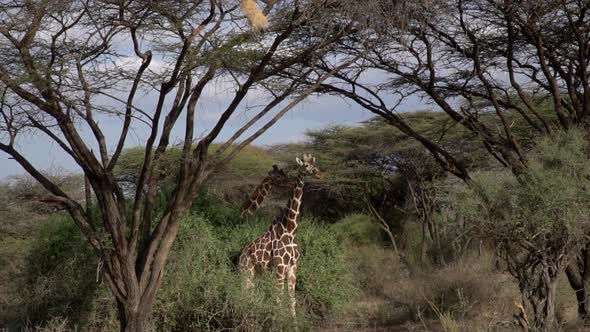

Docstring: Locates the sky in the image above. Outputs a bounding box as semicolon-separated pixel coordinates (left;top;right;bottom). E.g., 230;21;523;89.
0;3;433;180
0;90;427;180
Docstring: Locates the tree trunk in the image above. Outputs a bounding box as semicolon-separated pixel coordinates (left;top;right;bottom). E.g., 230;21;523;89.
582;248;590;324
420;221;428;264
564;245;590;323
117;299;148;332
565;258;587;320
508;248;562;332
522;265;559;331
540;272;557;331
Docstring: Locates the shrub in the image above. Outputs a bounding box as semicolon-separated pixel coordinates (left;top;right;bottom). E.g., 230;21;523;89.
10;204;355;331
115;145;278;196
191;189;245;227
343;244;402;296
297;223;358;317
331;214;384;245
15;215;97;329
434;129;590;329
388;253;518;323
153;214;356;331
439;129;590;242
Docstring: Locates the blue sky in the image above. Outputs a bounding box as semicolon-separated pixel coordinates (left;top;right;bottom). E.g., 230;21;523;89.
0;90;425;179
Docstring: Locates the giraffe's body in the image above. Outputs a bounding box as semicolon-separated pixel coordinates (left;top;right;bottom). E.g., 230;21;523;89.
238;154;320;316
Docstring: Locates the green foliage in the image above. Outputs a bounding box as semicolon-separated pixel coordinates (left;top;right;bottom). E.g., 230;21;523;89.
190;189;245;227
197;33;263;70
293;111;496;185
211;145;278;182
15;215;97;328
116;144;277;181
270;111;505;220
296;223;358;317
115;145;279;206
518;130;590;229
9;207;355;331
331;214;383;245
154;214;357;331
439;128;590;247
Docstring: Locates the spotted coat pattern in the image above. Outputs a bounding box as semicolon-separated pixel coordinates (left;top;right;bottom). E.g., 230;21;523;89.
238;174;303;314
240;165;289;218
238;153;319;317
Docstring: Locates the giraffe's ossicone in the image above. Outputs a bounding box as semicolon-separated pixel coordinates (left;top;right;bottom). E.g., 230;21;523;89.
238;153;321;317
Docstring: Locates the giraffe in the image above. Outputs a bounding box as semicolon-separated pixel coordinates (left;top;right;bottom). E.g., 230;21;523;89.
238;153;321;316
240;165;290;217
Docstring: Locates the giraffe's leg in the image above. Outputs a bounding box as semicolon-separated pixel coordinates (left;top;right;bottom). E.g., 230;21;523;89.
244;264;255;289
239;253;255;290
287;264;297;317
275;263;287;304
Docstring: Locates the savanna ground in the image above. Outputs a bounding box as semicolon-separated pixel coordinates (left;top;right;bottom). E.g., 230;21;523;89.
2;112;590;332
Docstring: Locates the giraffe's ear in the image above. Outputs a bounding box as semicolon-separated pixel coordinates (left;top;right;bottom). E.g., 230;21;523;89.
312;157;316;163
295;157;303;166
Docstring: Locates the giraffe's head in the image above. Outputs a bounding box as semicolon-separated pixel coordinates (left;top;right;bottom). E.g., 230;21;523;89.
295;153;321;179
267;165;290;187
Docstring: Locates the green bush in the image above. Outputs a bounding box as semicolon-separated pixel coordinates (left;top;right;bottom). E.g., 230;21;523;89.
155;215;293;331
296;223;357;318
115;145;278;189
343;244;402;296
432;129;590;328
331;213;383;245
439;129;590;242
154;214;357;331
15;215;97;328
10;202;355;331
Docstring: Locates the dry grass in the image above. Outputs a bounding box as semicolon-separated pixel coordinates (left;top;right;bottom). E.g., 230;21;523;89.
23;317;69;332
334;244;589;331
240;0;269;32
392;252;521;330
323;246;523;331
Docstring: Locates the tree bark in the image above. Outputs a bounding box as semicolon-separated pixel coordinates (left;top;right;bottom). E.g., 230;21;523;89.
564;245;590;323
565;257;587;320
117;299;150;332
507;246;563;332
582;248;590;324
420;221;428;265
519;265;559;332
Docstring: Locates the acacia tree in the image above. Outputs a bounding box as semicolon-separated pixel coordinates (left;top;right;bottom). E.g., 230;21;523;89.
0;0;356;330
315;0;590;180
295;0;590;328
439;130;590;330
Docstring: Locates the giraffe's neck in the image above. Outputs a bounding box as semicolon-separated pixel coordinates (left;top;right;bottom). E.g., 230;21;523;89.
241;177;273;217
283;174;304;234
